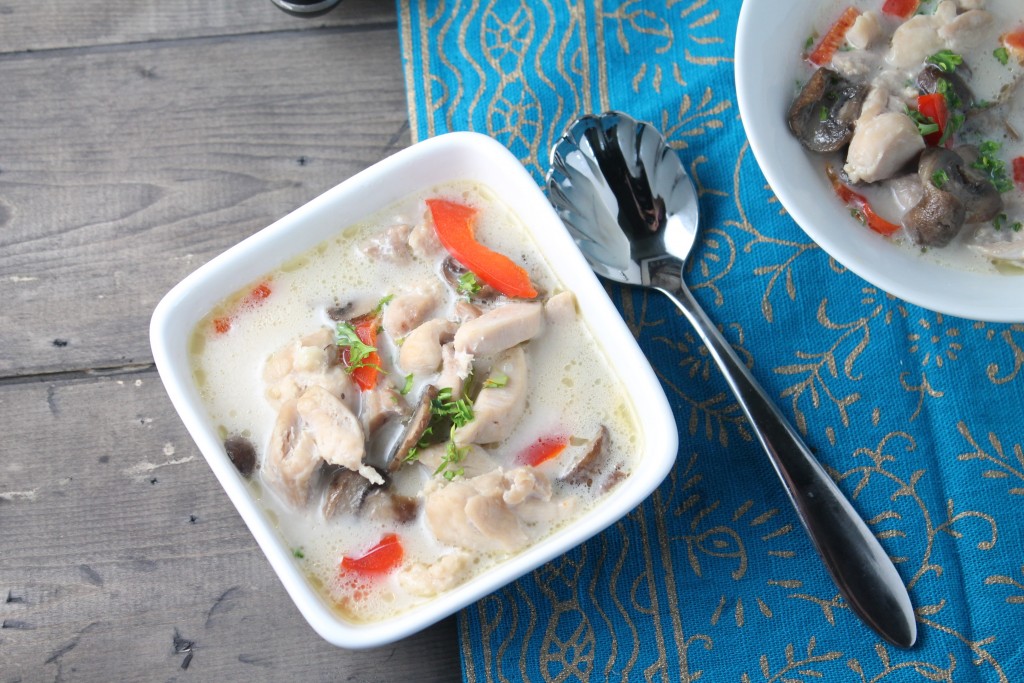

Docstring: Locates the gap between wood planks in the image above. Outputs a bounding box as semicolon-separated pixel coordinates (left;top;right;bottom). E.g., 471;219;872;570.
0;20;399;62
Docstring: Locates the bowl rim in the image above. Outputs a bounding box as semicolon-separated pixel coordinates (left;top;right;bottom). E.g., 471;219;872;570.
734;0;1024;323
149;131;679;648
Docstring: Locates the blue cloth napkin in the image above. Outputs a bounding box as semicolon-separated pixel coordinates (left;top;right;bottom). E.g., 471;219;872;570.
397;2;1024;680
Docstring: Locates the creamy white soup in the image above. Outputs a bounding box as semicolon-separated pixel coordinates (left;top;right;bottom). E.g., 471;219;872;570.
790;0;1024;272
189;182;640;623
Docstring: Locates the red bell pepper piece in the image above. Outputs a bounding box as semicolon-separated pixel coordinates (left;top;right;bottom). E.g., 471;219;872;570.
212;282;272;335
1013;156;1024;192
341;533;404;576
881;0;918;19
826;167;901;236
343;312;382;391
808;7;861;66
1003;28;1024;54
426;199;537;299
519;435;569;467
916;93;949;147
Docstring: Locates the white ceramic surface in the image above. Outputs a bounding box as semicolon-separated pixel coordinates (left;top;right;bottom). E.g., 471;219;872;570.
149;132;679;649
735;0;1024;322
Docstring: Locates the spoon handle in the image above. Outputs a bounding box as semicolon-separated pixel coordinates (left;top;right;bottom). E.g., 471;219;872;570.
653;273;916;649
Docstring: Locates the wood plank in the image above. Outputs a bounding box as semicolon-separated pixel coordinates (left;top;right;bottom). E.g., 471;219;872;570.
0;368;461;680
0;0;396;54
0;26;411;377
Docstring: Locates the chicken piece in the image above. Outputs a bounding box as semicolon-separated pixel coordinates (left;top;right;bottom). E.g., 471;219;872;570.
415;443;499;478
455;346;527;446
938;9;992;52
382;282;442;339
264;399;322;506
830;50;881;80
544;291;577;325
857;83;890;123
453;302;544;357
399;319;457;374
360;379;409;435
957;0;985;9
424;467;554;553
437;343;472;398
359;224;412;262
887;14;947;70
263;328;357;412
295;386;372;475
407;218;443;259
453;299;482;323
845;11;882;50
843;113;925;184
397;551;473;597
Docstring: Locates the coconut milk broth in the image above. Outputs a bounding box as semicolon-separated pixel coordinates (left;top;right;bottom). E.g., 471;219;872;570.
189;181;641;622
807;0;1024;272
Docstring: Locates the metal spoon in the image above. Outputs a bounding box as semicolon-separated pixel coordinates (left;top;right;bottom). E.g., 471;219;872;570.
547;111;917;649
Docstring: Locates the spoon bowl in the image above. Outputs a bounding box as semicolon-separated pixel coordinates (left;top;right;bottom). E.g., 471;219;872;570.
547;111;917;649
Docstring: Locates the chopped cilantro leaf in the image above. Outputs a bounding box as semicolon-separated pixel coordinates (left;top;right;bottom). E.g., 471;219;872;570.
336;322;381;374
994;47;1010;66
373;294;394;314
906;107;939;137
457;271;482;296
401;373;414;395
931;169;949;189
973;141;1013;193
927;50;963;72
293;548;305;559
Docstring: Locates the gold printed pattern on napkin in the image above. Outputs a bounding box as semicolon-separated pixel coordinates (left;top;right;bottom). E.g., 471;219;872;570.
399;1;1024;680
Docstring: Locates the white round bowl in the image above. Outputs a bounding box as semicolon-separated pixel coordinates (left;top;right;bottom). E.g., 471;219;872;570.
735;0;1024;323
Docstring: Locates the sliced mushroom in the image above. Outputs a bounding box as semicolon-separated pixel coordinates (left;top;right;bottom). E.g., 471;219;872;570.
224;435;257;478
787;68;867;153
322;467;375;519
916;64;974;112
322;467;419;524
440;257;499;301
904;147;1003;246
562;426;609;488
903;188;966;247
362;489;419;525
389;384;439;471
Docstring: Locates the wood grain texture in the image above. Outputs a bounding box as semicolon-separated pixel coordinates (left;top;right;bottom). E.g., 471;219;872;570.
0;24;410;377
0;0;396;54
0;368;461;681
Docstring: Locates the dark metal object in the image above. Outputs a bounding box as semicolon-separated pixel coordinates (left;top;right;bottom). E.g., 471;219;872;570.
547;110;918;649
270;0;342;17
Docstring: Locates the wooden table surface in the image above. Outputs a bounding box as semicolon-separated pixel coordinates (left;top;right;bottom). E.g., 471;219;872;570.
0;1;462;680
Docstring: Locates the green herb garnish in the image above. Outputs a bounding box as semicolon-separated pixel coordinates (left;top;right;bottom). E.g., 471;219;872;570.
483;372;509;389
973;141;1013;193
931;169;950;189
804;33;817;51
994;47;1010;66
906;107;939;137
937;112;964;147
435;429;469;480
293;548;305;559
401;373;414;395
457;271;482;296
927;50;963;72
373;294;394;314
431;387;474;428
336;322;381;374
994;213;1008;230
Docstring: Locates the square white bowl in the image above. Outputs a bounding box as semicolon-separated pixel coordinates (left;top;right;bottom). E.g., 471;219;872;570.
149;131;679;648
